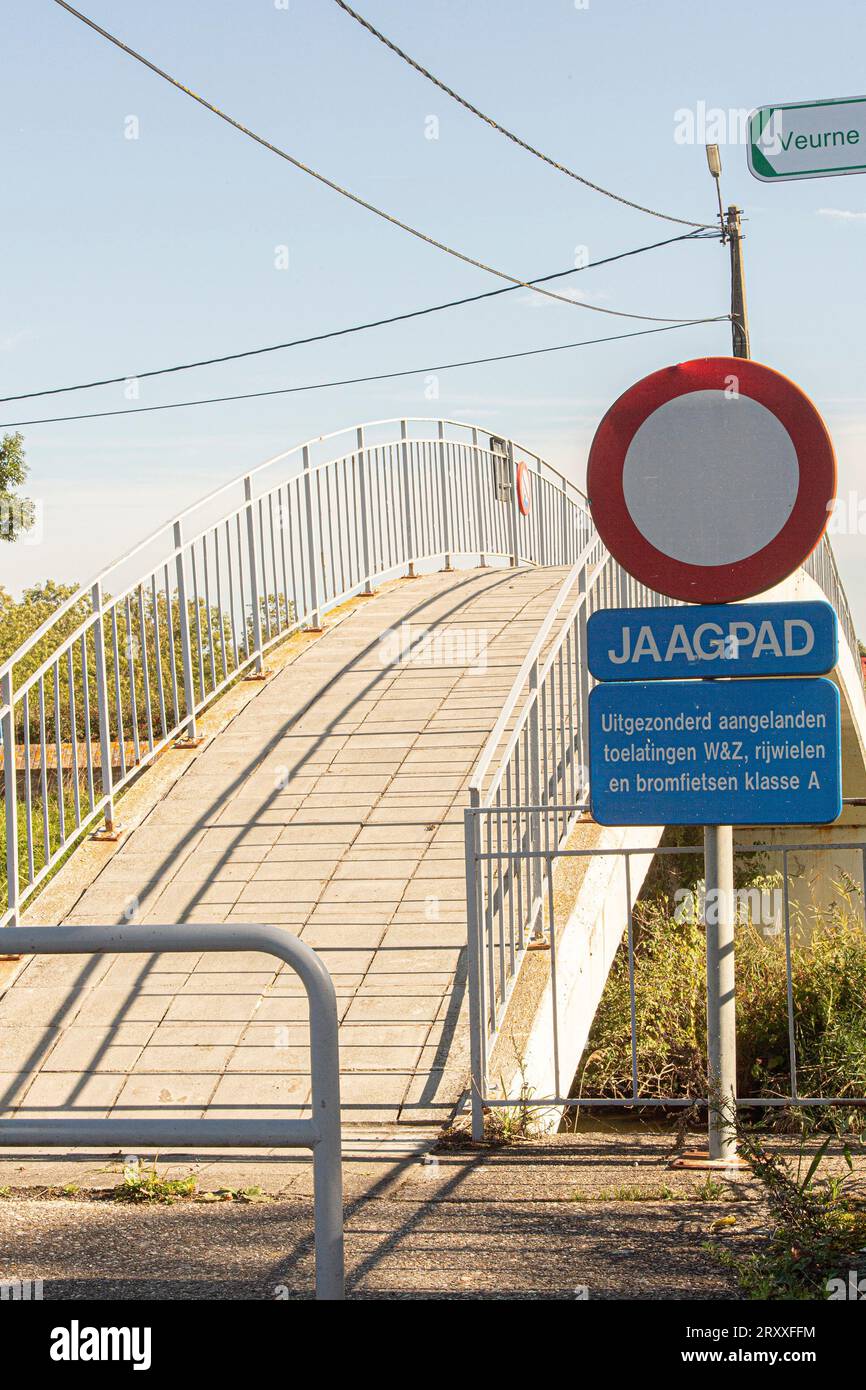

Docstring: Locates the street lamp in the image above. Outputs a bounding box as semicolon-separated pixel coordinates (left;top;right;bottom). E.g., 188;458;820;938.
705;143;726;238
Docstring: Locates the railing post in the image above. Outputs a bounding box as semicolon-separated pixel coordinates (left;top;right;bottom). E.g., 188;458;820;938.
437;421;453;571
528;659;545;941
561;475;569;565
1;669;20;926
464;798;487;1141
472;426;488;568
244;476;265;671
303;447;323;628
91;582;117;834
356;427;375;595
507;439;520;567
400;419;417;578
539;463;549;568
306;940;345;1300
173;521;198;744
576;563;590;791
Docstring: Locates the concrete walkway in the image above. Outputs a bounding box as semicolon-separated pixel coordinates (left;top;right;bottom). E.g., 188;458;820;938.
3;1130;863;1300
0;566;567;1137
0;1133;784;1299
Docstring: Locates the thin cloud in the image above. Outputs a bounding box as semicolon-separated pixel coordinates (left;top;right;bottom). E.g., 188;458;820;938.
516;286;610;309
0;329;35;353
817;208;866;221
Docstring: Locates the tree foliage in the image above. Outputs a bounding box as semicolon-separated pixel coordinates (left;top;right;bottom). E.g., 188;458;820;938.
0;433;35;542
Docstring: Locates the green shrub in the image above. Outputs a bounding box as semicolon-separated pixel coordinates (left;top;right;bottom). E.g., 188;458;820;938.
714;1123;866;1299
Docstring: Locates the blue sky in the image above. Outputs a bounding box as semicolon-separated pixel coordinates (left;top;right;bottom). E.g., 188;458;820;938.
3;0;866;625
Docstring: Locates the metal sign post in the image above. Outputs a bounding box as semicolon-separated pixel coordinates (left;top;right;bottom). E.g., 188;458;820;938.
704;824;737;1160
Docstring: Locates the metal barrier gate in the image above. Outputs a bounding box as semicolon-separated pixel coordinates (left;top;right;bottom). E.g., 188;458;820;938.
0;922;344;1301
464;823;866;1135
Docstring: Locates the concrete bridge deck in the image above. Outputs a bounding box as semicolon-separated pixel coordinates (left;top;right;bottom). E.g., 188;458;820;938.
0;565;567;1135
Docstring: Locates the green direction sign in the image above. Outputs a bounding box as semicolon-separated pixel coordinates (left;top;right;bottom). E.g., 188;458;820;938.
748;96;866;182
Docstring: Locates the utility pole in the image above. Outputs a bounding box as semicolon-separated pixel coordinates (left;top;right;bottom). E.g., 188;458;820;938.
726;205;751;360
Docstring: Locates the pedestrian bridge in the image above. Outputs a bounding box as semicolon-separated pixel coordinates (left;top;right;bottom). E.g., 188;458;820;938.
1;419;864;1137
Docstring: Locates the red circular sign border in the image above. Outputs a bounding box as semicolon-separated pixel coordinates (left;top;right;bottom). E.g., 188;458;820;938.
586;357;836;603
516;460;531;516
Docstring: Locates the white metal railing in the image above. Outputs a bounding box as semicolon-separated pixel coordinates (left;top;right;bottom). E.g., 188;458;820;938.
0;418;591;925
468;834;866;1133
804;537;861;678
463;532;863;1139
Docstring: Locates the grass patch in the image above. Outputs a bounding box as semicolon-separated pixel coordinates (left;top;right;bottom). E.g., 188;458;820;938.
695;1175;728;1201
571;1177;739;1203
483;1062;544;1145
572;1182;681;1202
111;1160;198;1205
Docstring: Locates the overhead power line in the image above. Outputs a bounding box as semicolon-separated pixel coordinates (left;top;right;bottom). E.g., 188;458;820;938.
331;0;715;231
1;318;725;428
0;230;718;404
50;1;719;324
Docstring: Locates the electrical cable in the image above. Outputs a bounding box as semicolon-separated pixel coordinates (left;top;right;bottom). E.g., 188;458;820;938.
0;229;718;404
331;0;716;230
1;317;726;428
49;1;721;323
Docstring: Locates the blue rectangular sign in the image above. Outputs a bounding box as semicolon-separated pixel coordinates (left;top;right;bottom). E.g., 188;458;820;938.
589;677;842;826
587;601;837;682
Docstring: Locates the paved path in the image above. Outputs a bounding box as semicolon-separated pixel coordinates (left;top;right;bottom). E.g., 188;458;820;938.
0;566;566;1135
0;1133;781;1300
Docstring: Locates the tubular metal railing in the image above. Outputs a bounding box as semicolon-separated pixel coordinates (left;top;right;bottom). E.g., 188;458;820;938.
0;922;344;1300
464;532;864;1138
0;418;591;926
467;834;866;1131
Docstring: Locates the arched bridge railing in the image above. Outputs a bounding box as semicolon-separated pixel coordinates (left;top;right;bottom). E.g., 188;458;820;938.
0;418;592;926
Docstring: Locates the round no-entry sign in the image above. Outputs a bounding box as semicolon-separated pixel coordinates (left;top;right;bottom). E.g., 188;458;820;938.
586;357;836;603
516;461;531;515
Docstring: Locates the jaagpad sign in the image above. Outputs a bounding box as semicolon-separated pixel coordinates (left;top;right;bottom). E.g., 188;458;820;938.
587;601;838;683
589;677;842;827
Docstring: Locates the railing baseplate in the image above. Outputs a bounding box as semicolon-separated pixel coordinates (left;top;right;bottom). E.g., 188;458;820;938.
91;824;123;843
672;1151;751;1172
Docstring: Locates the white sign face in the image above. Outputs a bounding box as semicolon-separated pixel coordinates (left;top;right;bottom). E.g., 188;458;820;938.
621;390;799;567
749;96;866;182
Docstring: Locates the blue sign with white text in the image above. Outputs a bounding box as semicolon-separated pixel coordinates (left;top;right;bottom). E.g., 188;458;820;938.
587;601;838;682
589;677;842;826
